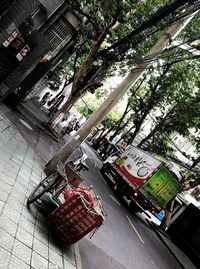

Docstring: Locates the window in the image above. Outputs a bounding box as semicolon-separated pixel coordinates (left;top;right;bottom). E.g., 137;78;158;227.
44;17;74;57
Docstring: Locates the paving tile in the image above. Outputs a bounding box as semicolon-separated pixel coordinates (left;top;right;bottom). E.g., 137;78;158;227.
0;181;12;194
6;195;24;213
0;247;11;269
18;169;32;179
18;215;35;235
0;201;5;214
10;156;23;166
3;204;21;223
10;188;27;202
0;215;18;237
16;227;33;248
48;237;63;257
18;170;32;180
64;259;76;269
21;159;33;168
0;151;11;160
31;251;48;269
31;172;42;181
12;239;32;265
33;163;43;172
49;248;64;269
34;226;49;246
33;237;48;259
2;169;18;180
0;228;15;252
13;181;27;194
0;190;8;203
36;211;47;224
62;244;74;254
36;212;48;231
36;218;48;232
29;177;41;188
0;162;6;174
63;247;75;266
2;164;20;176
16;174;30;184
0;173;16;186
8;254;29;269
17;179;29;189
21;206;37;224
49;262;61;269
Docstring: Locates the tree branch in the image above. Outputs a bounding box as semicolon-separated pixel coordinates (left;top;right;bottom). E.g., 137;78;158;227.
98;0;198;58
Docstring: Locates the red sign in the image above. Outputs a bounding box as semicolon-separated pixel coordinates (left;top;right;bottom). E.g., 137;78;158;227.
16;45;30;61
3;30;20;47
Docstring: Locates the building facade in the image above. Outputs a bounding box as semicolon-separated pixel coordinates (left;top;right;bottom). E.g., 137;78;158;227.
0;0;85;105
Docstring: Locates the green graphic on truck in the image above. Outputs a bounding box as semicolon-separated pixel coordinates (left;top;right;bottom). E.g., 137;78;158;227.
141;166;182;210
102;146;183;214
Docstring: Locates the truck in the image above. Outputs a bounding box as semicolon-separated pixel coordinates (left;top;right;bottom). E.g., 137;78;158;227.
101;145;182;215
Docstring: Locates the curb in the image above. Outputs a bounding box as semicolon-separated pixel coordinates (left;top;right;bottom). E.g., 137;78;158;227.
74;243;83;269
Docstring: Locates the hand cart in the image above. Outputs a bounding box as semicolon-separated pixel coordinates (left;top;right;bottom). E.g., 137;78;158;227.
27;158;106;244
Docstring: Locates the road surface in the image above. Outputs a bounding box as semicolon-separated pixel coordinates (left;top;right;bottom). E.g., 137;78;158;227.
63;136;182;269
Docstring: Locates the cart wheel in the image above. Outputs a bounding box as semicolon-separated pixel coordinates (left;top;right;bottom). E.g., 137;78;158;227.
27;173;59;205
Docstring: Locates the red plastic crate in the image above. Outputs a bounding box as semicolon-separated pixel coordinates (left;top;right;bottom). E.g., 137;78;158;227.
48;193;104;244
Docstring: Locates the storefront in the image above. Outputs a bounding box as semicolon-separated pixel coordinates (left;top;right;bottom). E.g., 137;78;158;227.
0;21;34;83
0;0;83;105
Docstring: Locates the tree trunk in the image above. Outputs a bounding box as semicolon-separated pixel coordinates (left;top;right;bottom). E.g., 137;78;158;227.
190;156;200;170
137;125;160;148
48;94;79;128
89;126;105;142
118;124;135;143
92;124;115;150
128;124;143;145
110;115;133;143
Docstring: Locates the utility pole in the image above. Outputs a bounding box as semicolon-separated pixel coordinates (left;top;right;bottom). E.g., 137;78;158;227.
44;10;198;175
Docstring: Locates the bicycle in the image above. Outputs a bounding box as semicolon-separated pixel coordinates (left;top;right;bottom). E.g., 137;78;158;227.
27;147;89;205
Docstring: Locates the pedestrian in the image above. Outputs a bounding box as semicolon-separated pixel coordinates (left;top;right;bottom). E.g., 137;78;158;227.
61;117;78;136
41;92;50;106
47;94;53;106
48;82;72;116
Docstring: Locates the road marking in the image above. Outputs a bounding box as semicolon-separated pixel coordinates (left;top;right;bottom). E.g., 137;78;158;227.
126;215;144;244
19;119;33;130
151;260;159;269
109;195;121;206
98;171;108;185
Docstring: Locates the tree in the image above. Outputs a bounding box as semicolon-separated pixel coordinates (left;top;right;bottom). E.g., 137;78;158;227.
106;53;200;148
75;90;122;127
138;95;200;150
44;11;199;175
49;0;200;128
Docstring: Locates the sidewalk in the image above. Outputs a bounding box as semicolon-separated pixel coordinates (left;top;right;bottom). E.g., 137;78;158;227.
0;107;81;269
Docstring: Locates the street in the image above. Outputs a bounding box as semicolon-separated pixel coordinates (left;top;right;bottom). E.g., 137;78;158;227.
71;141;182;269
4;109;183;269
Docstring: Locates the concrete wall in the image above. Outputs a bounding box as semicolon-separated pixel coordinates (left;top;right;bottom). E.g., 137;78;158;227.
39;0;64;16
